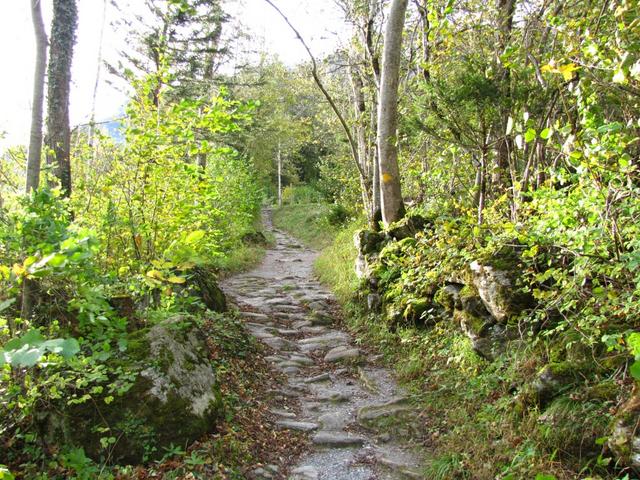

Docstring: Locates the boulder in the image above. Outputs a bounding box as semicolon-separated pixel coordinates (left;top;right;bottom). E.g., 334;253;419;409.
469;261;532;323
609;391;640;471
40;316;223;463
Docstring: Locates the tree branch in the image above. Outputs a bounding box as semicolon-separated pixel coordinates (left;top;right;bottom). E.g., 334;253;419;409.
262;0;366;182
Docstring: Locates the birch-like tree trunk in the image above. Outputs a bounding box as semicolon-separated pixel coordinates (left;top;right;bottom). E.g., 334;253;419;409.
21;0;49;325
46;0;78;198
26;0;47;194
377;0;408;227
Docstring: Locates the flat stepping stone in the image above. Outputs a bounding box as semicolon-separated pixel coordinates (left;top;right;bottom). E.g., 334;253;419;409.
357;397;413;423
301;326;327;334
317;412;349;431
376;455;423;479
304;373;331;383
317;390;352;402
324;346;362;363
292;320;313;329
270;409;297;418
243;312;270;321
312;432;365;448
276;420;319;432
276;329;300;336
299;332;350;347
263;337;295;350
289;466;319;480
280;366;300;374
288;355;314;366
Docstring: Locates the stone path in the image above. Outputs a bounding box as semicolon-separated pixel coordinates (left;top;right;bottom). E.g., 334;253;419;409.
222;211;423;480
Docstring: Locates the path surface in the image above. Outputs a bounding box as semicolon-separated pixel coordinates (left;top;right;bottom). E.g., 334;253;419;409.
222;211;423;480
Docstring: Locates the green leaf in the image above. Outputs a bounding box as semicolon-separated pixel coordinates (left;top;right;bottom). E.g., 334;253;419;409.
613;68;626;84
185;230;205;245
630;360;640;381
535;474;557;480
0;465;15;480
524;129;537;143
627;332;640;357
539;128;552;140
0;298;16;313
9;345;44;367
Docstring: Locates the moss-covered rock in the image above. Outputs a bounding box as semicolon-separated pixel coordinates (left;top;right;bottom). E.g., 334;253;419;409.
40;316;223;464
531;361;584;406
402;297;433;324
353;229;387;280
434;284;463;314
609;391;640;471
187;266;227;312
469;261;533;323
385;213;432;241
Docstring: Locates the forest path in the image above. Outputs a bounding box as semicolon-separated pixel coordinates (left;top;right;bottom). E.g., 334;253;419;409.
221;210;424;480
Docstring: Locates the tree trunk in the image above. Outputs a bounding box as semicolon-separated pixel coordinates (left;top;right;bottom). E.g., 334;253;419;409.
26;0;48;194
277;143;282;207
492;0;516;194
377;0;408;227
46;0;78;198
21;0;49;326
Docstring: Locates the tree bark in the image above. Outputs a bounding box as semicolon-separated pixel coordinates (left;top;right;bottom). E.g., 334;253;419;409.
493;0;516;194
277;142;282;207
26;0;48;194
377;0;408;227
21;0;49;326
46;0;78;198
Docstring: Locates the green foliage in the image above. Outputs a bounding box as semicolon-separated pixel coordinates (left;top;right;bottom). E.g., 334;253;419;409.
0;329;79;367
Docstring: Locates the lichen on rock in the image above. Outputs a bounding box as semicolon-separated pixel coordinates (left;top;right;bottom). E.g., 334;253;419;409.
41;315;223;464
609;390;640;470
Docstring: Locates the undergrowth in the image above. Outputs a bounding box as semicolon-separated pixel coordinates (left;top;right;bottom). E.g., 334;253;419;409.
275;202;636;480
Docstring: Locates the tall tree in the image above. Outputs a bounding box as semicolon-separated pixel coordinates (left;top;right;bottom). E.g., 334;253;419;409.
377;0;408;226
21;0;49;324
26;0;48;193
46;0;78;198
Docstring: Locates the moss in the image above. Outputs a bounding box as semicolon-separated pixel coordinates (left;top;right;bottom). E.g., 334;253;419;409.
126;328;151;360
402;297;433;324
584;381;619;402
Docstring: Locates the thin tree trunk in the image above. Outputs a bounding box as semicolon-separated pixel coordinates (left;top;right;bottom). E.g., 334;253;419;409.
21;0;49;326
377;0;408;227
277;143;282;207
349;64;374;224
26;0;47;194
46;0;78;198
493;0;516;194
88;0;108;155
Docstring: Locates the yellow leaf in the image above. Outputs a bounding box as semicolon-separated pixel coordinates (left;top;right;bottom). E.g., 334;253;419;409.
167;276;186;284
382;173;393;184
12;264;25;277
559;63;578;81
146;269;165;280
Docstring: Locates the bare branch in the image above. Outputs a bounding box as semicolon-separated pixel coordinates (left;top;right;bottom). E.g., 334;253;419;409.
261;0;366;182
